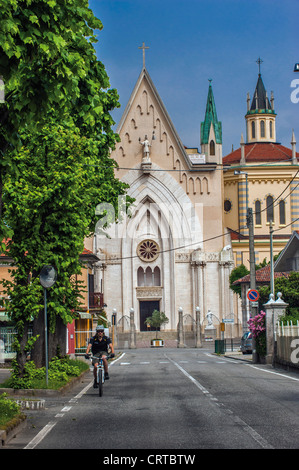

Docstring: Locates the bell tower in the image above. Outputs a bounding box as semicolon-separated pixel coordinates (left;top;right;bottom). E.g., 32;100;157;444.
245;58;277;144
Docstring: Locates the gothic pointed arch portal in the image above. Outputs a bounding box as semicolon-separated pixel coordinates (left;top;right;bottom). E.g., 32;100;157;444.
125;170;202;329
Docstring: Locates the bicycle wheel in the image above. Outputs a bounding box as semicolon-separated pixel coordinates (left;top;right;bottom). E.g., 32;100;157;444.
98;369;103;397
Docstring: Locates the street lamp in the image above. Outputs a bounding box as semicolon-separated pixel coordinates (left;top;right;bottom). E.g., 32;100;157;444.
39;265;57;386
112;308;117;347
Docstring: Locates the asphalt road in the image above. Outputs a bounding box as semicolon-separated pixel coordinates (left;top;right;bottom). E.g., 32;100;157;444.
3;348;299;451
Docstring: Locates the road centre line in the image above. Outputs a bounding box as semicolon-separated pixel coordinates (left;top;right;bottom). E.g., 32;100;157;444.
165;354;274;449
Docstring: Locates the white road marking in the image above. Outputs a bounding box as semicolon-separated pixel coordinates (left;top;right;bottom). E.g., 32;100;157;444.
24;352;126;449
165;354;274;449
24;421;57;449
246;364;299;382
61;406;72;412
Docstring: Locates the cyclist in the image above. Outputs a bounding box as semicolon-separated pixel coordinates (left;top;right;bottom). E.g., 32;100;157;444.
85;325;115;388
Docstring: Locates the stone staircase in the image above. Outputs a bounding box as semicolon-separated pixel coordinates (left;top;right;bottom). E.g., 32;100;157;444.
135;331;178;348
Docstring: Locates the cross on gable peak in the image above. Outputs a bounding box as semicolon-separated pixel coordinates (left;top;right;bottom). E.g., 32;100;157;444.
138;42;149;68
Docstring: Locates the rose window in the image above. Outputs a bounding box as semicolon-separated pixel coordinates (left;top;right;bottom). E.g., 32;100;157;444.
137;239;159;262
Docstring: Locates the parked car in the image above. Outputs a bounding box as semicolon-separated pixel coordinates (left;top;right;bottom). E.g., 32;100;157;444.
240;332;252;354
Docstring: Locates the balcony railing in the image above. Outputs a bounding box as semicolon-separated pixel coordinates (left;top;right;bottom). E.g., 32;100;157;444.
89;292;103;309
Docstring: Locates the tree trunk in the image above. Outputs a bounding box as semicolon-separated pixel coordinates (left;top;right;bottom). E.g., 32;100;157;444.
16;323;30;377
31;309;45;368
48;316;67;359
31;312;67;367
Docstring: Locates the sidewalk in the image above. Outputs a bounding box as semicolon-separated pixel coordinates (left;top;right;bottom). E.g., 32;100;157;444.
224;349;252;362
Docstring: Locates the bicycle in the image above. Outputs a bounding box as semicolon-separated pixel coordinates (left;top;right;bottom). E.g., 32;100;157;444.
87;353;114;396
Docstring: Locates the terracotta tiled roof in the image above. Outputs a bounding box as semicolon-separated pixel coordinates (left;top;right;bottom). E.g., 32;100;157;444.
227;228;246;240
233;264;289;285
223;142;298;165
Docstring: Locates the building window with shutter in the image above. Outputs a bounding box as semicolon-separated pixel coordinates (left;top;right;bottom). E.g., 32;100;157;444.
266;195;274;223
279;200;286;225
255;200;261;225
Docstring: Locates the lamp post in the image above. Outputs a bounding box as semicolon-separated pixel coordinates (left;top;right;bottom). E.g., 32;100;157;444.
178;307;184;348
112;308;117;348
195;306;202;348
39;265;57;386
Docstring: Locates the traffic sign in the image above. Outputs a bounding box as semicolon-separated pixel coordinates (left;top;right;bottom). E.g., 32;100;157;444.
247;289;260;302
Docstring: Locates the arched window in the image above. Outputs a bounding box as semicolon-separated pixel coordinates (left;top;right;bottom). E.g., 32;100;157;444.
210;140;215;156
260;120;265;138
153;267;161;286
266;195;274;223
251;121;255;139
279;200;286;225
138;266;161;287
137;267;145;286
145;266;152;286
255;200;261;225
270;121;273;138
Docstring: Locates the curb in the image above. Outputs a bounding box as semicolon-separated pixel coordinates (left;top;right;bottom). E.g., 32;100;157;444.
0;369;90;448
224;353;253;363
0;356;122;447
0;413;27;448
0;368;90;398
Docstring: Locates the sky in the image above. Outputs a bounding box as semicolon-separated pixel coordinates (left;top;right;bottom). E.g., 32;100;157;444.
89;0;299;157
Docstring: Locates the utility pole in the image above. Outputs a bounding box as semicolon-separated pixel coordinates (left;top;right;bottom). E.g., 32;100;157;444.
247;207;258;363
269;220;274;298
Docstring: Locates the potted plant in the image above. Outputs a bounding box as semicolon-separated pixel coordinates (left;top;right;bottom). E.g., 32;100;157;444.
145;310;169;347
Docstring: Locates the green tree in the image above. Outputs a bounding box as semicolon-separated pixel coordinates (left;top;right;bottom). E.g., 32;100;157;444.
229;264;249;298
258;272;299;320
145;310;169;339
1;121;132;375
0;0;117;238
0;1;134;380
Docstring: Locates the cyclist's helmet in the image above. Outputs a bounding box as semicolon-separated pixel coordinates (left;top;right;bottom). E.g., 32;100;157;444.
96;325;105;331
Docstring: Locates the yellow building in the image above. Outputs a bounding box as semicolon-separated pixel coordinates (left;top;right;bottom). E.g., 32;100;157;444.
223;71;299;269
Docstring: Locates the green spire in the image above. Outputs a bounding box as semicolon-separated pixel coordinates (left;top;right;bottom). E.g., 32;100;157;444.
201;81;222;144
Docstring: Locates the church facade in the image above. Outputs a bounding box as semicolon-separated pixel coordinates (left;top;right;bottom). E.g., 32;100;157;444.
91;66;236;335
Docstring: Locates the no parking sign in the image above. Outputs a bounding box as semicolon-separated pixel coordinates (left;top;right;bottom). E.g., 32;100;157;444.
247;289;260;302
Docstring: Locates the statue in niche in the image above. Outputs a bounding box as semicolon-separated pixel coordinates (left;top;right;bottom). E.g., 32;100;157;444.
206;310;214;329
139;135;151;162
